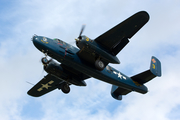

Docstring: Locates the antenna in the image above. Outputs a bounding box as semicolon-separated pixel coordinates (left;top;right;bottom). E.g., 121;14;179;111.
26;81;35;86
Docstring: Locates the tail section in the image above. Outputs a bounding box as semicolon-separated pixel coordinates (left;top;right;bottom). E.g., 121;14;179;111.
131;56;161;84
111;56;161;100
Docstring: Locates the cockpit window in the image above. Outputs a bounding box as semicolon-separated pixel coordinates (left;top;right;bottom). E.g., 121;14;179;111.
54;38;62;43
54;38;67;45
54;38;59;42
43;37;47;42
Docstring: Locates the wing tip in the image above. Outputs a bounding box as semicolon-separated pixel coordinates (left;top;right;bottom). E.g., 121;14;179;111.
138;11;150;21
27;90;41;97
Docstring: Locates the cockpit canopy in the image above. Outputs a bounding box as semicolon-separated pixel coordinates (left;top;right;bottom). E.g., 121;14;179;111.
53;38;66;45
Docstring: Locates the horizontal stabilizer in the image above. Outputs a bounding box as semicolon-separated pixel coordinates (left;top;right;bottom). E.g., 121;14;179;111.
111;85;131;100
131;56;161;84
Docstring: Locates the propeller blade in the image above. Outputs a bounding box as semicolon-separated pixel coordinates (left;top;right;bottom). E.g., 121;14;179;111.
78;24;85;39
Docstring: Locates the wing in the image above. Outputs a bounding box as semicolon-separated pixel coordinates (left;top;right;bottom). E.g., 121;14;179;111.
95;11;149;55
27;74;64;97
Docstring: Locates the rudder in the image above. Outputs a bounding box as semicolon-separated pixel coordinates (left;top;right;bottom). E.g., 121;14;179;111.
150;56;161;77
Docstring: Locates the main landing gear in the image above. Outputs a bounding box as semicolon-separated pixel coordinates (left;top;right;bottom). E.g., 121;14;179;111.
95;59;105;71
57;82;70;94
61;82;70;94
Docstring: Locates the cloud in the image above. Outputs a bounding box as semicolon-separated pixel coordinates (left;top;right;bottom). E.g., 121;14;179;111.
0;0;180;120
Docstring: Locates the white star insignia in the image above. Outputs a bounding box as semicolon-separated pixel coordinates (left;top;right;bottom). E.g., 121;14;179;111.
113;71;126;80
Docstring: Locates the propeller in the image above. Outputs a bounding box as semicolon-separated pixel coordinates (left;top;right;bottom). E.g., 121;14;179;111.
76;24;85;41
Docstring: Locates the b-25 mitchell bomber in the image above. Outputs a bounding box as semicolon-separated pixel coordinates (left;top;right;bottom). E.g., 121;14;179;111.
28;11;161;100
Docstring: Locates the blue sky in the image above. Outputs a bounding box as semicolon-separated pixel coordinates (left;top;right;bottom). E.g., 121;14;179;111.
0;0;180;120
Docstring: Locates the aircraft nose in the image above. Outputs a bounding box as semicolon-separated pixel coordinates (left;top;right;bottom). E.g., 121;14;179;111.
32;35;38;42
32;35;42;50
32;35;42;46
32;35;49;53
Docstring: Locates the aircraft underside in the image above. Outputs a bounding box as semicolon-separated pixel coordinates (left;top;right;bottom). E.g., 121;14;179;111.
27;11;161;100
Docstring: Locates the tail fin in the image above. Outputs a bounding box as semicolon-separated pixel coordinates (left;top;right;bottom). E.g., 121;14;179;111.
131;56;161;84
150;56;161;77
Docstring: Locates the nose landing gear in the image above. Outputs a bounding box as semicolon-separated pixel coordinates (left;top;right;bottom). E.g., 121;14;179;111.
41;57;49;65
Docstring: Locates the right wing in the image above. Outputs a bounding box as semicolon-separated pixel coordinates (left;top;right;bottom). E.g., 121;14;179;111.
27;74;64;97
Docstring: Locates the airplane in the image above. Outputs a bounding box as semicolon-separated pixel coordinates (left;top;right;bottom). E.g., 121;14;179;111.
27;11;161;100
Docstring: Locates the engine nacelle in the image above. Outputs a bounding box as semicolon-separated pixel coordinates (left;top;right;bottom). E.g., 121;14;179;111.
76;36;90;49
44;59;86;86
76;36;120;65
44;60;68;78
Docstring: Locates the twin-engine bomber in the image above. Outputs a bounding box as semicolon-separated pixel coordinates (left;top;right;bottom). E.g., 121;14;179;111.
27;11;161;100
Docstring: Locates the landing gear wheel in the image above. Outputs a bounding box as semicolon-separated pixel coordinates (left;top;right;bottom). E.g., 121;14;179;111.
41;57;48;65
95;59;105;71
61;83;70;94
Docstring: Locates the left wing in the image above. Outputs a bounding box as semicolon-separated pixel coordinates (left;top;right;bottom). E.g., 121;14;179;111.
95;11;149;55
27;74;63;97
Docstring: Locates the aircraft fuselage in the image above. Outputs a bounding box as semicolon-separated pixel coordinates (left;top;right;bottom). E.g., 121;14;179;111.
32;35;148;94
